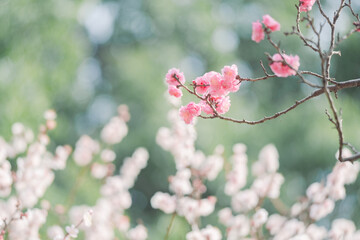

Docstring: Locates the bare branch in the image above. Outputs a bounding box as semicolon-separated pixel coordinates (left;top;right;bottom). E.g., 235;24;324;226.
238;61;277;82
342;153;360;163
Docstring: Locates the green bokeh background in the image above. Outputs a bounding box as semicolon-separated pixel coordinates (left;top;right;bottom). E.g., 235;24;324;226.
1;0;359;239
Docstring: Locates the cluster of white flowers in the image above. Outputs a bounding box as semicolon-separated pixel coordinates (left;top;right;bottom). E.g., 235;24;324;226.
1;104;360;240
0;106;151;240
152;109;223;240
0;111;72;240
217;144;283;239
67;146;149;240
62;105;149;240
151;107;360;240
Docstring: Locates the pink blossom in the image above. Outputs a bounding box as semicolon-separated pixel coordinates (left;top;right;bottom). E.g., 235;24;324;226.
221;65;240;92
199;96;230;115
270;53;300;77
168;85;183;98
207;71;226;97
263;15;281;32
166;68;185;86
252;21;265;43
193;76;210;95
299;0;316;12
200;101;214;115
179;102;201;124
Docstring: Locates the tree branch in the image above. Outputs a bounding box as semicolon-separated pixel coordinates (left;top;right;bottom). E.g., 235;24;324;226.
198;78;360;125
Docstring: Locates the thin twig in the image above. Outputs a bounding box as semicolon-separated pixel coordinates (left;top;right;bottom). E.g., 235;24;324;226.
164;212;176;240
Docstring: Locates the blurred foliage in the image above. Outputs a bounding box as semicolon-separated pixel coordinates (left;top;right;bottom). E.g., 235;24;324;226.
0;0;359;238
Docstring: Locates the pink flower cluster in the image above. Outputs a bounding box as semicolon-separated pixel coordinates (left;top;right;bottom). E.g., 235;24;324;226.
269;53;300;77
299;0;316;12
165;68;185;98
166;65;239;124
252;15;281;43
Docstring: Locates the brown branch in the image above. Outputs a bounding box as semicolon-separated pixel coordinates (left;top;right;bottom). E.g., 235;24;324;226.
342;153;360;163
300;71;323;79
316;0;332;26
173;75;205;101
346;0;360;20
284;5;319;52
238;61;277;82
164;212;176;240
198;78;360;125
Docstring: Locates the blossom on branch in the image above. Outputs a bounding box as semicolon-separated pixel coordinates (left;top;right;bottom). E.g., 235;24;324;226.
168;85;183;98
263;15;281;32
269;53;300;77
299;0;316;12
165;65;239;124
222;64;239;93
251;21;265;43
166;68;185;86
179;102;201;124
193;76;210;95
207;71;226;97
